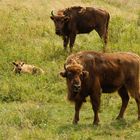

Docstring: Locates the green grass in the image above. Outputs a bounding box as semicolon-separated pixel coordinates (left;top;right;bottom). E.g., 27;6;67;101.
0;0;140;139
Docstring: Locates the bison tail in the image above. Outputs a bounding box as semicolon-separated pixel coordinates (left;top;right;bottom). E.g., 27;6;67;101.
106;13;110;30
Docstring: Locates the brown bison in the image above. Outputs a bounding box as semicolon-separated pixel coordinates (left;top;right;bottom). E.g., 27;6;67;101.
60;51;140;125
13;61;45;75
50;6;110;52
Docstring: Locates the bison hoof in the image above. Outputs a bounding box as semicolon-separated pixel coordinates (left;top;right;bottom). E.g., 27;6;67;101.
70;49;73;53
72;120;78;125
93;121;99;126
116;116;123;120
64;48;67;51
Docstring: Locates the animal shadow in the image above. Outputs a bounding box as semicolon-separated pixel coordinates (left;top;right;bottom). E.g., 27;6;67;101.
57;123;94;134
57;118;139;134
109;118;139;130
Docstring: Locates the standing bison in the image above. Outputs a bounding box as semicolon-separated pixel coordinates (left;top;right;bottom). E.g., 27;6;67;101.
60;51;140;125
50;6;110;52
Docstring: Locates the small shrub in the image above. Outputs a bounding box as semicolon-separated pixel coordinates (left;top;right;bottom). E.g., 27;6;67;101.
0;81;22;102
109;16;126;43
26;107;48;128
137;11;140;26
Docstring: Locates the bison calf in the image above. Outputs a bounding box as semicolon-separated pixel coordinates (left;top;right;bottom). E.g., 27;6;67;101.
50;6;110;52
13;61;45;75
60;51;140;125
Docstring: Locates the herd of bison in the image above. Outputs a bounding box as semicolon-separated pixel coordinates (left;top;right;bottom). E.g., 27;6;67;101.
14;6;140;125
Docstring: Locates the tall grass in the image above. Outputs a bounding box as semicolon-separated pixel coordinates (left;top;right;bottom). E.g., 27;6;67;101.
0;0;140;139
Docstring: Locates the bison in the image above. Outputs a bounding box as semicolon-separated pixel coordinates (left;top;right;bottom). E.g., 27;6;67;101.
13;61;45;75
50;6;110;52
60;51;140;125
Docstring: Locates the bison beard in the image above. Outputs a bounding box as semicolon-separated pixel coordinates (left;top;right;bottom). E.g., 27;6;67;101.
60;51;140;125
50;6;110;52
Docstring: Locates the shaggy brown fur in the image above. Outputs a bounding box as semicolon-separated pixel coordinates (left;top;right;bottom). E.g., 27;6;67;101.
60;51;140;125
50;6;110;52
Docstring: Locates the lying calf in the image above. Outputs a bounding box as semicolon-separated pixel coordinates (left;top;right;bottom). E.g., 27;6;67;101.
13;61;45;75
60;51;140;125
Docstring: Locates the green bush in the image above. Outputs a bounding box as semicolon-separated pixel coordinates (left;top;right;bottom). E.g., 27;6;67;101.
25;107;48;128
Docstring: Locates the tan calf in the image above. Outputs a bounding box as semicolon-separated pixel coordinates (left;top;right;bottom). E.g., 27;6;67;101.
13;61;45;75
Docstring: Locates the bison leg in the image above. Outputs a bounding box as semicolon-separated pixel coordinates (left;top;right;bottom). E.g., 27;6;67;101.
69;33;76;52
127;79;140;120
116;86;129;119
73;100;83;124
103;30;108;52
129;89;140;120
132;92;140;120
90;92;101;125
63;36;69;50
95;26;107;52
135;97;140;120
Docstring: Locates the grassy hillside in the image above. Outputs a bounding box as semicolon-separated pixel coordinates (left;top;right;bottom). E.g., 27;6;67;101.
0;0;140;139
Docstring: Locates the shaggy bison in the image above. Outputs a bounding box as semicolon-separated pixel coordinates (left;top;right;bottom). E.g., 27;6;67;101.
50;6;110;52
13;61;45;75
60;51;140;125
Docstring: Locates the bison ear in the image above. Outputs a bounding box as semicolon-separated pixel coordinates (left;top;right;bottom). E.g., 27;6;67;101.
60;71;67;78
64;16;70;22
82;71;89;79
50;16;54;20
12;62;18;66
21;62;24;66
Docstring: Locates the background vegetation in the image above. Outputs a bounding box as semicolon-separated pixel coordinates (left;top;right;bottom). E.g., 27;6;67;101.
0;0;140;139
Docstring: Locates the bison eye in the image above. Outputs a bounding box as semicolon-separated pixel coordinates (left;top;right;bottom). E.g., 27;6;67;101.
79;73;84;79
67;72;73;79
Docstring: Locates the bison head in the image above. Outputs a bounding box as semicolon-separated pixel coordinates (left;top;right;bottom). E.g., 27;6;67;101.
13;61;24;74
50;11;70;35
60;62;89;97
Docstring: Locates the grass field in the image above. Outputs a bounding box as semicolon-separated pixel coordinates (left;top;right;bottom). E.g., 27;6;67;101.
0;0;140;139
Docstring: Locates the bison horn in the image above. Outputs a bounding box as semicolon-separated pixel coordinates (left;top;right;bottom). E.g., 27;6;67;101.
51;11;54;16
64;63;67;70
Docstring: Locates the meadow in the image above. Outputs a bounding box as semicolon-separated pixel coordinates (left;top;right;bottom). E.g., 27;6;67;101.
0;0;140;139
